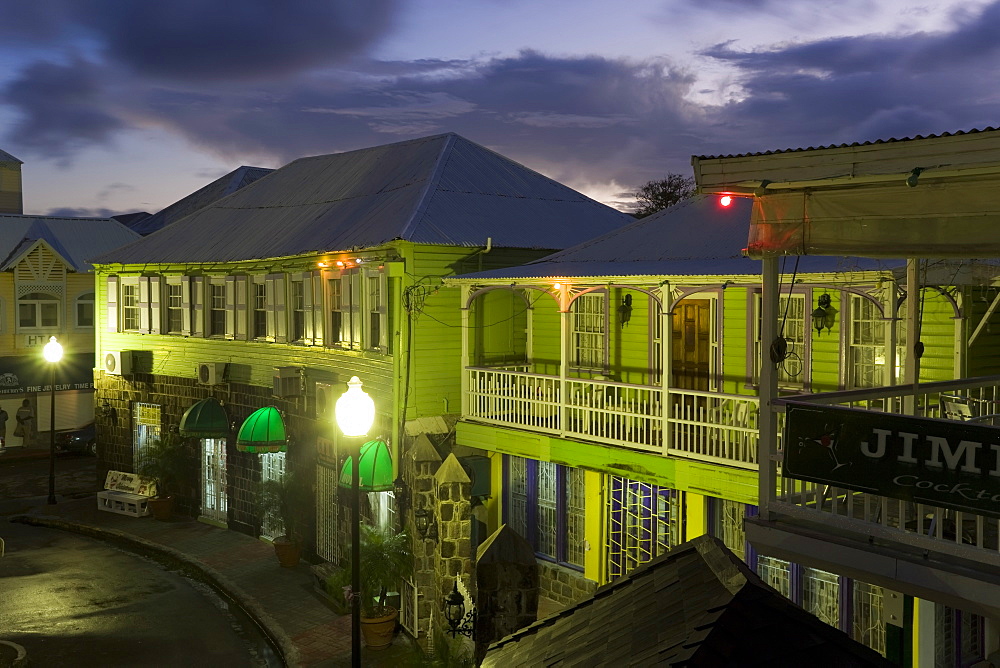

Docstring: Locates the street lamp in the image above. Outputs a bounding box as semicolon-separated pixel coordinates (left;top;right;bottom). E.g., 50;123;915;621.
43;336;63;505
335;376;375;668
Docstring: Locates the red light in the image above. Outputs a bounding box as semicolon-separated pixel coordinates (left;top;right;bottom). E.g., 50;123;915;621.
720;195;732;207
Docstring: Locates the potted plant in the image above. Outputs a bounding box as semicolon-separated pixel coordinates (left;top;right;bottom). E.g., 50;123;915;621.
356;523;413;649
137;432;190;520
260;471;310;567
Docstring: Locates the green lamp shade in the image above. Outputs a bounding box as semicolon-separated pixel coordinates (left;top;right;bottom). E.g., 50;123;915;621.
236;406;287;453
179;397;229;438
338;439;393;491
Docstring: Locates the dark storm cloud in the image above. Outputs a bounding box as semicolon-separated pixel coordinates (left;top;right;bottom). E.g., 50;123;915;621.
4;58;125;160
0;1;399;81
699;0;1000;153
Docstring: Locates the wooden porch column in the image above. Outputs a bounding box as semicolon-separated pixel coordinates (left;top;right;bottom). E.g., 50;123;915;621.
660;282;672;454
758;257;779;521
559;286;570;428
460;285;472;416
904;259;920;415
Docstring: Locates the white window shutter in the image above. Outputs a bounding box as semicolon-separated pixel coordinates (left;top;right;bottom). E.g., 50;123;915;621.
267;273;287;343
138;277;151;333
225;275;236;340
234;275;248;341
311;271;324;345
180;276;192;336
106;276;119;332
192;276;205;337
149;276;161;334
302;271;315;344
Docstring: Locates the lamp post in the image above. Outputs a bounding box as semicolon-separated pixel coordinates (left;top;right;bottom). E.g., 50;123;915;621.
43;336;63;505
335;376;375;668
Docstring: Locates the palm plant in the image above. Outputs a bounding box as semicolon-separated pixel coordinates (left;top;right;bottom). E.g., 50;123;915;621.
137;431;190;498
260;471;309;544
358;523;413;618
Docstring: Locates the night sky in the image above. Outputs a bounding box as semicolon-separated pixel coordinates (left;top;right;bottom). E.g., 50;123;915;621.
2;0;997;216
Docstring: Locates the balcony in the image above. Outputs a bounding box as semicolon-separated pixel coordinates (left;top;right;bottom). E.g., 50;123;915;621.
464;366;760;469
755;376;1000;617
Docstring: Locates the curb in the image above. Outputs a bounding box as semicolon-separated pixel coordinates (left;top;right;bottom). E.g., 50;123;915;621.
10;513;301;668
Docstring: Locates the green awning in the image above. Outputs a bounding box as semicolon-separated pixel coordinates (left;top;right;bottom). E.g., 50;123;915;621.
339;440;393;491
236;406;287;453
179;397;230;439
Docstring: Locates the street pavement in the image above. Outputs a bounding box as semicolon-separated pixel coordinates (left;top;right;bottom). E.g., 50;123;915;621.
2;446;420;668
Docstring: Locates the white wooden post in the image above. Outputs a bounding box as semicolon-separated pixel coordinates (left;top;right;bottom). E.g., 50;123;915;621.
759;257;779;521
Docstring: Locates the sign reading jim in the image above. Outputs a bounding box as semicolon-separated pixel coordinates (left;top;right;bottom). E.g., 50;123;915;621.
784;401;1000;519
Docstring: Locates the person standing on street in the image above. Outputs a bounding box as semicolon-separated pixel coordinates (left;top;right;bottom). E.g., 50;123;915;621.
0;406;7;452
15;399;34;448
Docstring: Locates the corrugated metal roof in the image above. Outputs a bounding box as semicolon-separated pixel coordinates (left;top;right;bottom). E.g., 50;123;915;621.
455;194;899;280
93;134;631;264
0;149;22;166
695;126;1000;160
128;165;274;236
0;215;140;272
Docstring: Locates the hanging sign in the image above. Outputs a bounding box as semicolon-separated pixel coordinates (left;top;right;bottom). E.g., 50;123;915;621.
783;401;1000;519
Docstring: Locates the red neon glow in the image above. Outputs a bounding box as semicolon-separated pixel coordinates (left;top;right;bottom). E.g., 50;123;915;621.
720;195;733;207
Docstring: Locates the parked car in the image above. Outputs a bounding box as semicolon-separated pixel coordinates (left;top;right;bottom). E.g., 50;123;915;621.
56;423;96;456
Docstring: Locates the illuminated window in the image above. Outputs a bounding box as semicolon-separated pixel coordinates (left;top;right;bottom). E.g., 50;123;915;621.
209;282;226;336
848;295;887;389
572;292;605;370
253;280;267;339
121;284;140;331
291;279;306;341
75;292;94;328
166;283;184;333
753;292;806;388
504;455;585;569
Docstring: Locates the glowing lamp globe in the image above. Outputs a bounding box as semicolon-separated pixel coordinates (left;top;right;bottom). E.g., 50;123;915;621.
335;376;375;437
43;336;63;363
720;195;733;207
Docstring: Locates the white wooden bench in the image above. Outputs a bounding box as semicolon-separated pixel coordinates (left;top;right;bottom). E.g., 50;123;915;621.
97;470;157;517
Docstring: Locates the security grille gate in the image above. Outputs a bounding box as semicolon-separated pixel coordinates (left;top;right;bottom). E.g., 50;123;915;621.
132;403;161;472
315;462;341;563
607;476;681;579
261;452;286;540
201;438;227;524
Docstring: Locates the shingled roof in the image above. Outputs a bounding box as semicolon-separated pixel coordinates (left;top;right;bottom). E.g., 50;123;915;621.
92;133;631;265
483;536;891;668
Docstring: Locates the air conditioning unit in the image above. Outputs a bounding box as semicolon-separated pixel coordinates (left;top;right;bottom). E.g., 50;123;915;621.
197;362;226;385
104;350;133;376
273;367;302;398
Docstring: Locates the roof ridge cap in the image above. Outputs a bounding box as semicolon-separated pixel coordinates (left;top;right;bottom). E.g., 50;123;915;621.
398;134;456;241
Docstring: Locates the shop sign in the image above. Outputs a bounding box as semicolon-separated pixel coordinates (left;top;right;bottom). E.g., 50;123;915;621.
784;401;1000;519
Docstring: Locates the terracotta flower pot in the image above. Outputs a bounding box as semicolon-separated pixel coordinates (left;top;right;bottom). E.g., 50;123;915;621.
148;496;174;521
360;608;398;649
273;537;302;568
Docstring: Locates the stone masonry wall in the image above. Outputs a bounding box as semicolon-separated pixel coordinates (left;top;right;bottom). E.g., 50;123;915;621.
537;561;598;607
94;370;319;549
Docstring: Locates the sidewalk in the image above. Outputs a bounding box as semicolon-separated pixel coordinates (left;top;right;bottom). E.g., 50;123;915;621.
11;495;419;667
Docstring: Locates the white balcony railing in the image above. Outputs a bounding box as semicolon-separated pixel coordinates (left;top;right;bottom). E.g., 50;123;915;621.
772;377;1000;561
465;367;759;469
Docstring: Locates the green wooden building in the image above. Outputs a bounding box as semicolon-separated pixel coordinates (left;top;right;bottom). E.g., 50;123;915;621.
90;132;631;639
445;191;1000;655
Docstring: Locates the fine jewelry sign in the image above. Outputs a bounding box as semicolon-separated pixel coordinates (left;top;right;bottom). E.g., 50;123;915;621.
783;401;1000;519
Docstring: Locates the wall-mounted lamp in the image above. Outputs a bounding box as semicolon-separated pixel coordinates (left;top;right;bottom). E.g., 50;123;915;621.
100;401;117;422
906;167;924;188
393;475;409;517
444;581;475;638
812;294;836;335
414;507;438;541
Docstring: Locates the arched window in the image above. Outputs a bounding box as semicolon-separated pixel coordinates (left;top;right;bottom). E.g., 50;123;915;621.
76;291;95;328
18;292;59;329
